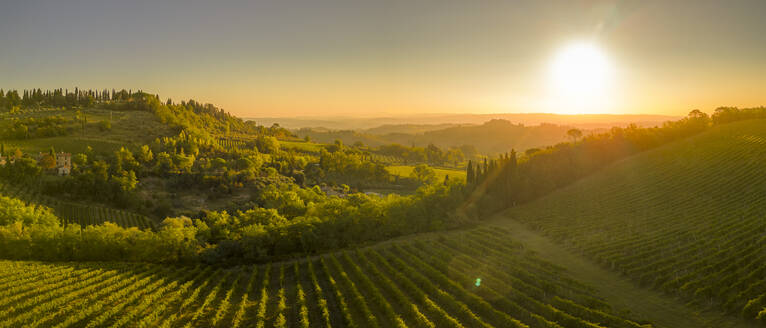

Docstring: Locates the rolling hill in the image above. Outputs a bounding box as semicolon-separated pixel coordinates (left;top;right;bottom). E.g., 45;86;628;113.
501;119;766;322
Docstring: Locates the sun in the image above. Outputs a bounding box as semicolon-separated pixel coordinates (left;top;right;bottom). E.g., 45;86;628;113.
547;42;614;114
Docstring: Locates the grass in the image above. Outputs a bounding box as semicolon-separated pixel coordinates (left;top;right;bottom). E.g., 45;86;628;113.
386;165;466;182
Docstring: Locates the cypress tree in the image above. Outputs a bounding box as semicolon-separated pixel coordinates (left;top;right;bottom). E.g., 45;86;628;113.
505;149;517;205
466;160;474;184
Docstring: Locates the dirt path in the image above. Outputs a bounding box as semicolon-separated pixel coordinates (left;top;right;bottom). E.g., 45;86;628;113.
486;215;759;328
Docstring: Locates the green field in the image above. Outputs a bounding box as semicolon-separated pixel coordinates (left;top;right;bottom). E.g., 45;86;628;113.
279;139;326;153
386;165;467;182
0;226;648;328
502;119;766;322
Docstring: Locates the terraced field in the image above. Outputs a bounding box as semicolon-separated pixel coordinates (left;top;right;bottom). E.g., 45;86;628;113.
0;181;155;230
0;226;649;328
506;119;766;322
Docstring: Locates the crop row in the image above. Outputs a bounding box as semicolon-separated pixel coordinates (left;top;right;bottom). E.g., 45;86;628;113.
510;120;766;322
0;180;156;230
0;226;646;327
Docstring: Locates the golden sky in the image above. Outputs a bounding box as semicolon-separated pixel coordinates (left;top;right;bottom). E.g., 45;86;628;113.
2;1;765;117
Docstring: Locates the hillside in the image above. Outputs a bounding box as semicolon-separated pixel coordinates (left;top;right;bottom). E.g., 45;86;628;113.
0;107;175;154
501;119;766;322
0;89;471;265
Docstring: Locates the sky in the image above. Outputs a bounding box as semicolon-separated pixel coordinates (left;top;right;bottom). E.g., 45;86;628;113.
2;0;766;117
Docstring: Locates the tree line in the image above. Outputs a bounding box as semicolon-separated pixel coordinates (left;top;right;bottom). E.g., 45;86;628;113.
375;143;472;167
0;180;466;264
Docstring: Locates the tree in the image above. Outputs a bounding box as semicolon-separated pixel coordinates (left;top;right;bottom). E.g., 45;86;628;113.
138;145;154;163
112;170;138;191
40;154;57;170
567;128;583;143
327;139;344;152
466;160;475;184
113;147;139;173
688;109;707;120
687;109;710;131
155;152;175;175
9;157;41;181
446;148;465;167
256;136;280;154
72;153;87;168
411;164;437;185
0;195;59;226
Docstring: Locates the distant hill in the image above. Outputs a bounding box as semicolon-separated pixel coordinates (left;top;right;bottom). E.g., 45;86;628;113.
384;120;574;154
261;113;679;154
248;113;679;130
299;119;582;154
364;123;462;135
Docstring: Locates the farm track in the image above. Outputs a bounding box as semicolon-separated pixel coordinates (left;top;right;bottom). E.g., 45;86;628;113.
488;217;759;328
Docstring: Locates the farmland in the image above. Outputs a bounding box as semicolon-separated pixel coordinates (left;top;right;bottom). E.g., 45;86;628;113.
280;140;326;153
504;119;766;321
0;226;648;328
2;91;766;327
386;165;466;182
0;181;156;230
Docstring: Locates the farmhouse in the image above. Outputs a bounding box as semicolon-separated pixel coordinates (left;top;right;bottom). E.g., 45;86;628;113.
55;152;72;175
36;151;72;176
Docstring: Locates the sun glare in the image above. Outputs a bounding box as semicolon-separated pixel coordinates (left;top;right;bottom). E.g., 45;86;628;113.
547;42;614;114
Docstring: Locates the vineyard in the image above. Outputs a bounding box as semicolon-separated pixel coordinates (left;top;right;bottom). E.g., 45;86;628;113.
215;138;249;150
0;181;155;230
0;226;648;328
506;119;766;322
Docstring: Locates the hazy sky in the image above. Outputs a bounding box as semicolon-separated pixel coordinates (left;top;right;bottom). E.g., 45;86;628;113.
2;0;765;117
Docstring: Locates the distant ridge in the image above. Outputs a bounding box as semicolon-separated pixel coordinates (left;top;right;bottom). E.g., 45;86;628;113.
246;113;680;131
